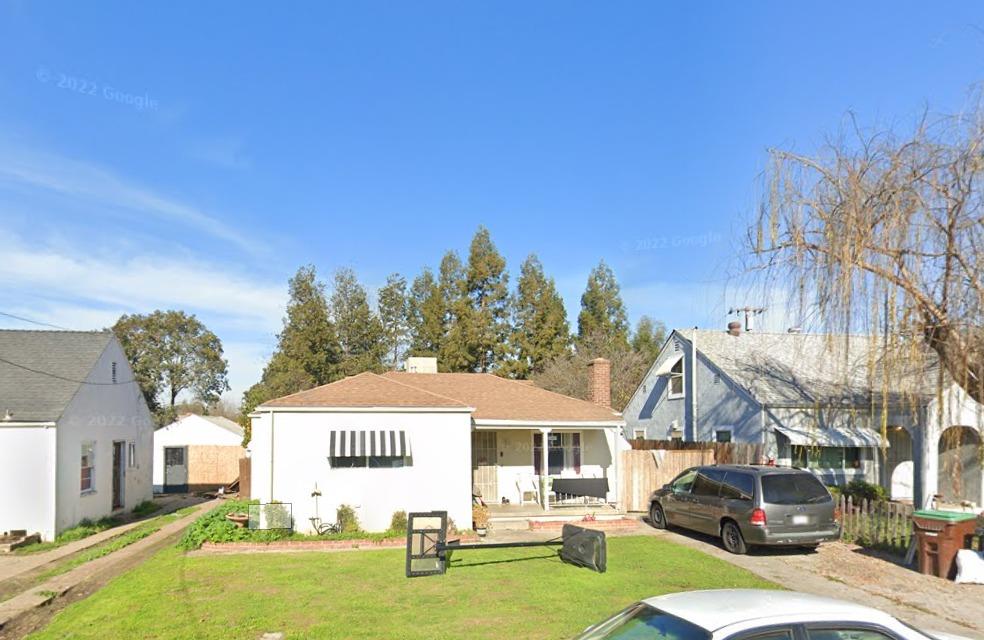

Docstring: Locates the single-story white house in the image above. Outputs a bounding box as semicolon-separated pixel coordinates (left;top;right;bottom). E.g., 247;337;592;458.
153;414;245;493
0;330;154;541
249;357;625;532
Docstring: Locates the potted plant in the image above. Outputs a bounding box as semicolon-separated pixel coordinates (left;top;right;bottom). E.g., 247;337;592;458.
472;503;490;536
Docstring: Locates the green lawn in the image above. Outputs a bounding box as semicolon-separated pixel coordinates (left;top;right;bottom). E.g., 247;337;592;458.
29;536;777;640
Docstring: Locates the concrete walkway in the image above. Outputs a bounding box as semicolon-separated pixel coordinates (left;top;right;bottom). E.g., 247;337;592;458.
0;499;217;632
645;525;983;638
0;495;204;584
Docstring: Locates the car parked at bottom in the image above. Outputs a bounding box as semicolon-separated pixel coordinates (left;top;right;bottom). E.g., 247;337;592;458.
648;464;840;554
573;589;972;640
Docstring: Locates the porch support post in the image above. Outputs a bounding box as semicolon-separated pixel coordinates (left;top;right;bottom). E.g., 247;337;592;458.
539;428;551;511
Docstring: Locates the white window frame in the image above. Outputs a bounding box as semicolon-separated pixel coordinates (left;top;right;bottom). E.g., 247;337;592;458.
81;441;96;494
632;429;646;440
127;441;138;468
667;358;685;399
715;428;733;443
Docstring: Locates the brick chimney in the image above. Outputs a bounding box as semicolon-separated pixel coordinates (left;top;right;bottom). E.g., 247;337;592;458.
727;321;742;337
587;358;611;408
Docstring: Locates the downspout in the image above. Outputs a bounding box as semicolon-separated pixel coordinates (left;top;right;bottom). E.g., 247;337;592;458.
269;411;275;501
691;327;699;441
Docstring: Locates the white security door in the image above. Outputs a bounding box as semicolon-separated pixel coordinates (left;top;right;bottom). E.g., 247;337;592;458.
164;446;188;492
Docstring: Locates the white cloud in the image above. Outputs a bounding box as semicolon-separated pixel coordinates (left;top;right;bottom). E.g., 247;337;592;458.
0;147;257;253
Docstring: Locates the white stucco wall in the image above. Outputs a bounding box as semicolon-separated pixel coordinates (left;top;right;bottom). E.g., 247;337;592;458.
153;415;244;489
918;383;984;508
491;428;618;504
0;425;57;540
251;409;473;533
55;339;154;535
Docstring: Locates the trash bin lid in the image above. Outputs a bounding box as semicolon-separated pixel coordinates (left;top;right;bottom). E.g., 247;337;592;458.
912;509;978;523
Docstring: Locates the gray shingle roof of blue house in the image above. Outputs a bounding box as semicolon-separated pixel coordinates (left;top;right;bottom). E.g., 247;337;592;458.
0;330;114;422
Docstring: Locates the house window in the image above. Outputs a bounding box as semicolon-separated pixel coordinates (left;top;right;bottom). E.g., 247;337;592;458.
633;429;646;440
81;442;95;493
330;455;407;469
791;446;861;470
127;442;137;468
715;429;732;443
532;432;581;475
668;358;684;397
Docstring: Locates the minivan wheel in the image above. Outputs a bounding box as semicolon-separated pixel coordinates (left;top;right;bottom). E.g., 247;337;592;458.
721;521;747;554
649;502;667;529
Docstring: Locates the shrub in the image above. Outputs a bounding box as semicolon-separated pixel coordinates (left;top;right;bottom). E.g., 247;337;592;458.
389;510;408;532
336;504;360;533
840;479;887;503
132;501;161;517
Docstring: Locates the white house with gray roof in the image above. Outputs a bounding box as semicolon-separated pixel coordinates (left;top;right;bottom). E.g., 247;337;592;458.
624;326;984;510
0;330;154;541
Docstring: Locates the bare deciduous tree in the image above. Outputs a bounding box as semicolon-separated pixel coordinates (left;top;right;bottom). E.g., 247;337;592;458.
750;103;984;407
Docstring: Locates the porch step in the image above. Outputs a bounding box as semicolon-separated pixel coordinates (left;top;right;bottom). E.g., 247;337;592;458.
489;512;628;531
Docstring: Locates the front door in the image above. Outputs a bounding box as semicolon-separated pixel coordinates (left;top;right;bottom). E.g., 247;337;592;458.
112;441;125;509
471;432;498;503
164;446;188;493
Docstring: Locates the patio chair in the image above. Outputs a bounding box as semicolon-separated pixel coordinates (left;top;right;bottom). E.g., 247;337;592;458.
516;476;539;505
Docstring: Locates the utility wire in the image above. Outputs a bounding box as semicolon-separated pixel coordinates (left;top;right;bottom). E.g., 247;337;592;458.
0;355;137;386
0;311;73;331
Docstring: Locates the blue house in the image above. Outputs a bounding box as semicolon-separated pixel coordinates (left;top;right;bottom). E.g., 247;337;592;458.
622;325;917;492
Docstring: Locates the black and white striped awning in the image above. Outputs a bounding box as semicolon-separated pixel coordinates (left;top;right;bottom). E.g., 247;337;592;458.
329;430;411;457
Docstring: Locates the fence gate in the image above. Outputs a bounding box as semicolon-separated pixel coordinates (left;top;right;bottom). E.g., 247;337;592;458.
472;431;498;502
619;449;715;512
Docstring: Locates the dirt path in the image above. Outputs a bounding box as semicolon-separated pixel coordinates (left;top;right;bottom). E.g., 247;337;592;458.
643;523;983;638
0;499;218;640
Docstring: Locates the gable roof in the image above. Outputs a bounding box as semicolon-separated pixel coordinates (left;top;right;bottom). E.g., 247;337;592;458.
383;372;623;422
0;330;113;422
676;328;916;407
172;413;245;437
259;371;471;410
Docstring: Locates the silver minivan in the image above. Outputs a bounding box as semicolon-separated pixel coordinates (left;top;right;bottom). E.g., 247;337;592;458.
647;465;840;554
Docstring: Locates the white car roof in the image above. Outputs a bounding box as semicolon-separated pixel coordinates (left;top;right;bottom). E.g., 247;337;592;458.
640;589;897;632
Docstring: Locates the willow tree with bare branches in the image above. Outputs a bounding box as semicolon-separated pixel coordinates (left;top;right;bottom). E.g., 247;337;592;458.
750;104;984;409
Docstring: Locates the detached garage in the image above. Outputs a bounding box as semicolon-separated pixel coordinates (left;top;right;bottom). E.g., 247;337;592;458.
153;414;245;493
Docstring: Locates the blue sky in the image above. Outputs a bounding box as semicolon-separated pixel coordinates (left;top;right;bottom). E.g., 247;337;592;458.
1;2;982;400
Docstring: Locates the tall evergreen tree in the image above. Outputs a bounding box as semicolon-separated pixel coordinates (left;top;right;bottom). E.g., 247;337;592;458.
407;268;443;358
506;254;570;378
577;260;630;348
240;266;340;442
631;315;666;363
463;226;510;372
438;251;472;371
378;273;408;369
331;268;386;376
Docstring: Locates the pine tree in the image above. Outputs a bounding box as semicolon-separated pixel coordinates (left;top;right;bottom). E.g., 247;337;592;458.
577;260;630;348
506;254;570;378
240;265;340;442
631;315;666;363
407;268;443;358
378;273;408;369
331;268;386;376
463;226;510;372
438;251;472;371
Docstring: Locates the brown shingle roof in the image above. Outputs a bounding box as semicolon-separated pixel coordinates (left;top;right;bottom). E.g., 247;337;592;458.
260;372;470;409
383;372;622;422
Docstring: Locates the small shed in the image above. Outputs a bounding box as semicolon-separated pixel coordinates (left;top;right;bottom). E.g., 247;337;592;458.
153;414;245;493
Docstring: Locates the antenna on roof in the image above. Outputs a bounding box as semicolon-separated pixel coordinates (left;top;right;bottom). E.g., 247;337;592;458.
728;306;766;332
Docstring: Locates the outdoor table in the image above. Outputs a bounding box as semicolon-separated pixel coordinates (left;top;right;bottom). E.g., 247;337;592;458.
911;509;979;580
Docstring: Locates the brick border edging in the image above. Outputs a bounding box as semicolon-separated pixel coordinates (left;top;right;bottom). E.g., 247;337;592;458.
199;533;479;552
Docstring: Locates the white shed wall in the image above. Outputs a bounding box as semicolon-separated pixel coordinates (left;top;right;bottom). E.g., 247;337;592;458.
153;415;244;488
0;425;57;540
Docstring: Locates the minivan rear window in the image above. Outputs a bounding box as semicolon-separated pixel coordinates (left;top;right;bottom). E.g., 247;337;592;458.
761;473;831;505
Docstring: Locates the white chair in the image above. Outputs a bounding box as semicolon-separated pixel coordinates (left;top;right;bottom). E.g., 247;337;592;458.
516;475;539;505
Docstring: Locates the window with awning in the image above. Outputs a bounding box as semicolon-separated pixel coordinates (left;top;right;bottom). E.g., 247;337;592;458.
328;430;412;469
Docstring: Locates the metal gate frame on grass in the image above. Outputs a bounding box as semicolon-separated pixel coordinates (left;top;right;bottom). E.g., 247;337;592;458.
247;502;294;531
405;510;607;578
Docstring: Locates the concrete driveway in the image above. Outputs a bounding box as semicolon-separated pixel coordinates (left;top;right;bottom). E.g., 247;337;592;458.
640;523;983;638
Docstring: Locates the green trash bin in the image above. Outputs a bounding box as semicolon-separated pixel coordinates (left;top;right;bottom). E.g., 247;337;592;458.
911;509;979;580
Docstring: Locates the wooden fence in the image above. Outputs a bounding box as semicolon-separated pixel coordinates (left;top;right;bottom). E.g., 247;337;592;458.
620;449;715;512
628;439;766;465
838;495;914;553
